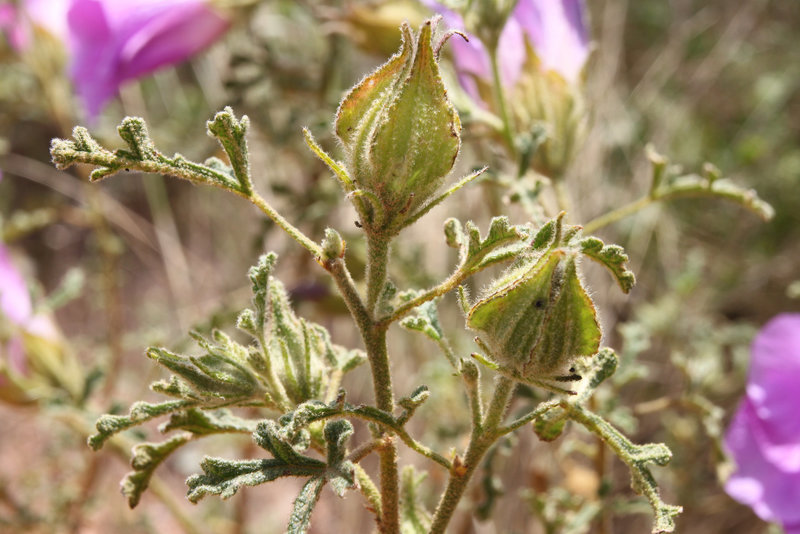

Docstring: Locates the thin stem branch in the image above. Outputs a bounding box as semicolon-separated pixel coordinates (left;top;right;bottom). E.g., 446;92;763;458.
246;191;322;258
365;326;400;534
354;464;383;525
489;45;517;157
429;376;516;533
380;268;466;326
582;195;654;234
349;437;392;464
496;398;561;436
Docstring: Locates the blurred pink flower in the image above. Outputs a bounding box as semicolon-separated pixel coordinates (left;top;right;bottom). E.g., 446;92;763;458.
15;0;230;118
724;313;800;534
0;3;29;50
425;0;589;101
1;244;35;380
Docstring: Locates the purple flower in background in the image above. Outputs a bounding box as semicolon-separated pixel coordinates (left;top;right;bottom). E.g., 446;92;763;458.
0;3;29;50
20;0;230;118
426;0;589;102
724;314;800;534
1;244;35;381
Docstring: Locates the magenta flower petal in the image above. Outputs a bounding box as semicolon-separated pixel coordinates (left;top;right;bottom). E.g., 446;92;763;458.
0;245;33;325
425;0;589;105
725;399;800;528
1;245;33;380
65;0;230;118
23;0;71;42
746;314;800;461
495;10;526;86
513;0;589;83
1;2;33;51
725;313;800;532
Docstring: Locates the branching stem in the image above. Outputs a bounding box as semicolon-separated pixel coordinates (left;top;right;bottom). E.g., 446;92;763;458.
429;376;515;533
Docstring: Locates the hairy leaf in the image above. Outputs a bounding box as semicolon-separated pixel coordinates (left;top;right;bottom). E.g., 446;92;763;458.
287;477;326;534
186;457;324;503
580;237;636;294
122;434;191;508
88;399;194;450
160;408;258;436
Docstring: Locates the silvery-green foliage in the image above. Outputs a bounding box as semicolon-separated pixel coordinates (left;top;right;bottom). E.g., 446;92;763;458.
46;13;780;534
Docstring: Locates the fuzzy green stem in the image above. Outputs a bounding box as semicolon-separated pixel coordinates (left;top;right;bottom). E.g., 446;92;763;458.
489;45;517;157
365;234;390;316
582;195;654;234
364;325;400;534
355;464;383;524
324;256;400;533
497;398;562;436
380;267;467;326
246;191;322;258
429;376;515;533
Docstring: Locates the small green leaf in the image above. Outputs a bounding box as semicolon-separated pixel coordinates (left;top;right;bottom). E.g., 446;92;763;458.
122;434;191;508
324;419;356;497
50;115;248;190
88;399;194;450
400;466;431;534
531;218;556;250
159;408;258;436
574;348;619;403
443;218;463;248
254;420;323;467
116;117;157;161
400;300;444;343
566;405;682;533
462;216;526;270
396;385;430;425
580;237;636;293
288;477;326;534
146;342;264;404
186;456;324;503
660;174;774;221
206;107;252;194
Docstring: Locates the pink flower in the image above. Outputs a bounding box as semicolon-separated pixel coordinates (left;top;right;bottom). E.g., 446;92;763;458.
0;3;29;50
1;244;36;380
12;0;230;118
425;0;589;102
724;314;800;533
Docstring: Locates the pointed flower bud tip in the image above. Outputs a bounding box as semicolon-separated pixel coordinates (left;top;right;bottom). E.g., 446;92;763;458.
335;18;461;233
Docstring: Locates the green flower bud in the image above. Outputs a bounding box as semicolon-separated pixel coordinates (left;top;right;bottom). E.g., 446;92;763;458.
466;248;601;385
511;40;586;179
335;18;461;234
320;228;346;263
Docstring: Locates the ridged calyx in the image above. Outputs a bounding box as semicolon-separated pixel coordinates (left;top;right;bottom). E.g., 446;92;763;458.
467;247;601;385
335;18;461;234
463;215;628;389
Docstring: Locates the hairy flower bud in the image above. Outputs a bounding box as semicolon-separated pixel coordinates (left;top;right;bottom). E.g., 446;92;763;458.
335;18;461;234
467;247;601;385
